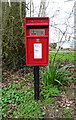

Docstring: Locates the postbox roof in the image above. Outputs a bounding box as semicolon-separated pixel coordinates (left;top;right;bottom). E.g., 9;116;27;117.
24;17;49;26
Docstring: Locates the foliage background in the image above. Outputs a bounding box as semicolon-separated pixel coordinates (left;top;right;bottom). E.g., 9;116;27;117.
2;2;26;70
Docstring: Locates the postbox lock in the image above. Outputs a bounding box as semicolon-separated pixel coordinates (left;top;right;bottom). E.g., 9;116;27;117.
36;39;40;42
31;20;34;22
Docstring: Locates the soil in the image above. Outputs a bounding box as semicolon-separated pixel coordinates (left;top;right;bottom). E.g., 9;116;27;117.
44;87;75;118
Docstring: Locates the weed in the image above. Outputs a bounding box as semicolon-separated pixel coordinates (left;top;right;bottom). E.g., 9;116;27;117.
43;98;54;105
41;85;60;99
63;108;71;114
63;107;74;118
41;61;71;87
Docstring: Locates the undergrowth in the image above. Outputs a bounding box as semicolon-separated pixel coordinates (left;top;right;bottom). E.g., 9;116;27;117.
2;84;44;118
2;83;56;118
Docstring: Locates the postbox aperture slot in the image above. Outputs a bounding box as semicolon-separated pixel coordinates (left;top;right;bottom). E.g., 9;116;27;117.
26;28;48;36
26;25;48;28
30;29;45;36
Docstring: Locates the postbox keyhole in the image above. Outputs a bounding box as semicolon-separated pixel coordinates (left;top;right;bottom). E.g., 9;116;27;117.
36;39;40;42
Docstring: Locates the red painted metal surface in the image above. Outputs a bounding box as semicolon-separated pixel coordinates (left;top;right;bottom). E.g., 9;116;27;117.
24;17;49;66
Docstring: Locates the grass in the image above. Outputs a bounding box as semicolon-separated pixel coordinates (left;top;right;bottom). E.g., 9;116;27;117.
49;51;75;62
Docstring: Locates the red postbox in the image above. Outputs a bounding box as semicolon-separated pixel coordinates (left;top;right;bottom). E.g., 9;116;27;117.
24;17;49;66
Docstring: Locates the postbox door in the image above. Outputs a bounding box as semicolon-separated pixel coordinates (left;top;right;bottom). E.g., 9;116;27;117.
26;38;48;66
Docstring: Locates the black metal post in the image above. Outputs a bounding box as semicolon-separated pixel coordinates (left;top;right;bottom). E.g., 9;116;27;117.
34;66;39;100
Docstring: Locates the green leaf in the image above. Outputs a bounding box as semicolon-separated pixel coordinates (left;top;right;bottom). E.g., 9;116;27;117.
55;79;62;85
